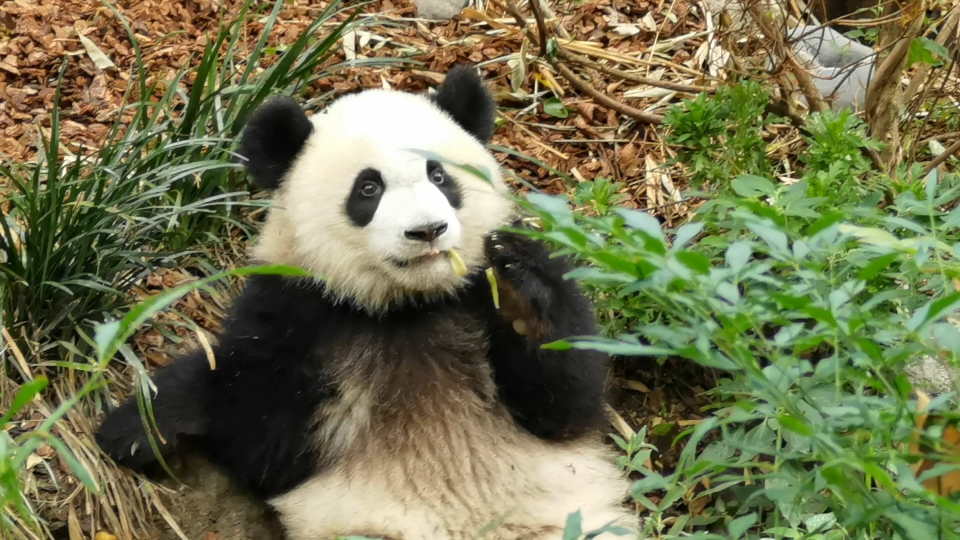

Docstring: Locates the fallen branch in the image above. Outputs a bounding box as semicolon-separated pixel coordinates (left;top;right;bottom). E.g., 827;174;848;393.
920;131;960;146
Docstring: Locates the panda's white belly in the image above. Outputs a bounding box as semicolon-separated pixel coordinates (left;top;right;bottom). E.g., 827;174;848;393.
267;404;636;540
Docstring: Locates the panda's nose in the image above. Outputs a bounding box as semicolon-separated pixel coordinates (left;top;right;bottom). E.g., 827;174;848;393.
405;222;448;242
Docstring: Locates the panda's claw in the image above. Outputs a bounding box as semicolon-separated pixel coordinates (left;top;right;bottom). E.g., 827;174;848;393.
484;233;541;295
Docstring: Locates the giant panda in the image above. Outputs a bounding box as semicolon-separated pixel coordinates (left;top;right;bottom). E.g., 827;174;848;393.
95;64;637;540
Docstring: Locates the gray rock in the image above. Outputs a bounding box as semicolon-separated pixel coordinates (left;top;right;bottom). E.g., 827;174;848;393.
904;355;959;396
787;25;877;112
414;0;469;19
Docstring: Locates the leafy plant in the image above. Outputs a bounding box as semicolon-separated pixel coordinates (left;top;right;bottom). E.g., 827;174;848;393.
511;125;960;539
443;78;960;539
663;80;775;190
799;109;882;207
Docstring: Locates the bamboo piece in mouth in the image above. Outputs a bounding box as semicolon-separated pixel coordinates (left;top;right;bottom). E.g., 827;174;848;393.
448;248;468;276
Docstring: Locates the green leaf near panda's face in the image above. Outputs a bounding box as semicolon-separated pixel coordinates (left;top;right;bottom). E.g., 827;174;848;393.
403;148;493;185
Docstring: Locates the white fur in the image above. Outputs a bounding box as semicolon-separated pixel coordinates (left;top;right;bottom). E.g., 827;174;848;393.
270;439;634;540
270;372;636;540
253;89;515;312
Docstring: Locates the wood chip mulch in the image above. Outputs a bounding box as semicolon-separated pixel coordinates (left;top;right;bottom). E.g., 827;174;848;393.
0;0;726;224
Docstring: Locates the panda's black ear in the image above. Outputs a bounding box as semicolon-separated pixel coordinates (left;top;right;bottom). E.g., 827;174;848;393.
432;65;497;144
238;96;314;190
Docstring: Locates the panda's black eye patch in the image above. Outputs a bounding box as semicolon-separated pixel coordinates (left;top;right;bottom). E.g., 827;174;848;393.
345;168;385;227
426;160;463;210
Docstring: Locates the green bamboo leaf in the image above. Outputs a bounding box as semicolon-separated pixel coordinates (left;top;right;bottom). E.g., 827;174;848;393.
44;436;99;492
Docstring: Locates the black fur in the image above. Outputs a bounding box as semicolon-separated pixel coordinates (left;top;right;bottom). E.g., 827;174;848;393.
94;232;609;498
427;160;463;209
468;231;609;439
238;96;314;189
431;65;498;144
345;168;386;227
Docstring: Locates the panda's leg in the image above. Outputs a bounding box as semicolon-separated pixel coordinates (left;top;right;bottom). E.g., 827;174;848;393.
480;231;609;442
95;351;212;472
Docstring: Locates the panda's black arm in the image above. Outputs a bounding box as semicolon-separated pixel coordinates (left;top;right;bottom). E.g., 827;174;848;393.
472;231;610;441
95;350;212;472
95;274;334;498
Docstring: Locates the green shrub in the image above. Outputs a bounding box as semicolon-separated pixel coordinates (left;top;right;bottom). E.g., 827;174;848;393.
662;80;774;190
511;83;960;539
799;109;882;206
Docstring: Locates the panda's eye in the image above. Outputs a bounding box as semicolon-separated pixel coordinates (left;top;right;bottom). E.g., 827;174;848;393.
429;168;445;186
359;181;381;197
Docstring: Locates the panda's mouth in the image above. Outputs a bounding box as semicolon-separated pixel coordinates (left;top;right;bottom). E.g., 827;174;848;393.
390;249;449;268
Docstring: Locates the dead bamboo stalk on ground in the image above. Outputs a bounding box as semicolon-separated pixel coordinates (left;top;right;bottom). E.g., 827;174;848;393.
556;48;713;94
503;0;666;124
866;0;930;169
553;63;666;124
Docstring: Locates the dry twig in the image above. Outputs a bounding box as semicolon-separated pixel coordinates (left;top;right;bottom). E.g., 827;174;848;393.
901;5;960;106
746;1;829;113
554;63;666;124
921;138;960;177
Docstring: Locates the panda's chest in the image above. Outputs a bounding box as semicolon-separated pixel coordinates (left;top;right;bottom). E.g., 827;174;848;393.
310;308;500;454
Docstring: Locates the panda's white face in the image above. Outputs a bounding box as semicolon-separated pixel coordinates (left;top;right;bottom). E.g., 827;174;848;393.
247;83;514;312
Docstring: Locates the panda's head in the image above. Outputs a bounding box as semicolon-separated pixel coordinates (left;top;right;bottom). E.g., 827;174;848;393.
238;65;515;312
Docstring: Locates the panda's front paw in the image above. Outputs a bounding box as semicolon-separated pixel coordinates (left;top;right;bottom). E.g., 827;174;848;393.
485;231;539;282
483;231;560;337
95;403;173;472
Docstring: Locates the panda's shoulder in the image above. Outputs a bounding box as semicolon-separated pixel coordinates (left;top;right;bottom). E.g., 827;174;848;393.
226;274;328;324
212;274;337;362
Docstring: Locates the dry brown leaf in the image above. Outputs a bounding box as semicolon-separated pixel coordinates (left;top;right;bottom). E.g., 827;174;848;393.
909;390;960;496
77;32;116;71
921;424;960;496
620;379;651;392
687;492;710;515
607;405;636;440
